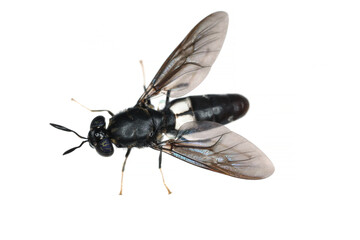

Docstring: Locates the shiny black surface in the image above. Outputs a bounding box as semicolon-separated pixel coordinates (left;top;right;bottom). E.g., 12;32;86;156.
108;106;168;148
50;12;274;186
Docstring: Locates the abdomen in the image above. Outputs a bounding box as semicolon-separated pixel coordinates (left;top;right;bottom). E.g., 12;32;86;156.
169;94;249;129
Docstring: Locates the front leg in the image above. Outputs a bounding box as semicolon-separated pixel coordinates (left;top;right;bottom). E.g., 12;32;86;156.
119;148;132;195
71;98;114;117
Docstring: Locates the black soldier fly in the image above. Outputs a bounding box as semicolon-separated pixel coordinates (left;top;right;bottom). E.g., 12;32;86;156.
50;11;274;194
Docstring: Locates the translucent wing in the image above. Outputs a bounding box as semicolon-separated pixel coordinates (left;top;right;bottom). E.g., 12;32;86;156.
161;121;274;179
138;11;228;104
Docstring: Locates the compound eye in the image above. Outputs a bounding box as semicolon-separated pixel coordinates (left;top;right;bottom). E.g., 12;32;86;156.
90;116;106;129
95;138;114;157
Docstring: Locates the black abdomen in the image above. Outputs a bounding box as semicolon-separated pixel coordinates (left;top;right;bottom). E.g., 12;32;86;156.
190;94;249;124
169;94;249;129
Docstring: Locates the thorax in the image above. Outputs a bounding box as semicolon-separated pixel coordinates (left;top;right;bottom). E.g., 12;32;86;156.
107;106;164;148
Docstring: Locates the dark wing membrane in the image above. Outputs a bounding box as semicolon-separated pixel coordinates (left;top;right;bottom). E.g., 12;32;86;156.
161;121;275;179
138;11;228;103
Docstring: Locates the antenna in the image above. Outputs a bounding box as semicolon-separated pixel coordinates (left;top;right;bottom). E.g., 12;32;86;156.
50;123;88;155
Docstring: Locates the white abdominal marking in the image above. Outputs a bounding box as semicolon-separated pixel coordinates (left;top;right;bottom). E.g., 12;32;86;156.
169;98;196;129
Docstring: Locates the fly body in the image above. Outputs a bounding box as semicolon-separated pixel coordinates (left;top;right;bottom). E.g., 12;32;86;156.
50;12;275;194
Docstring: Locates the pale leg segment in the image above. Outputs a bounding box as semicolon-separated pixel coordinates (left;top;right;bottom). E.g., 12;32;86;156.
71;98;114;117
119;148;132;195
159;148;172;194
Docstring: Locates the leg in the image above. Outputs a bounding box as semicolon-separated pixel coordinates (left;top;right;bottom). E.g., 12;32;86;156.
165;90;171;109
139;60;154;109
71;98;114;117
119;148;132;195
139;60;146;92
159;148;172;194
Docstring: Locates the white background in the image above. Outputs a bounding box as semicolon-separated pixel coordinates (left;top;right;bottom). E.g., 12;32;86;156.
1;0;359;239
